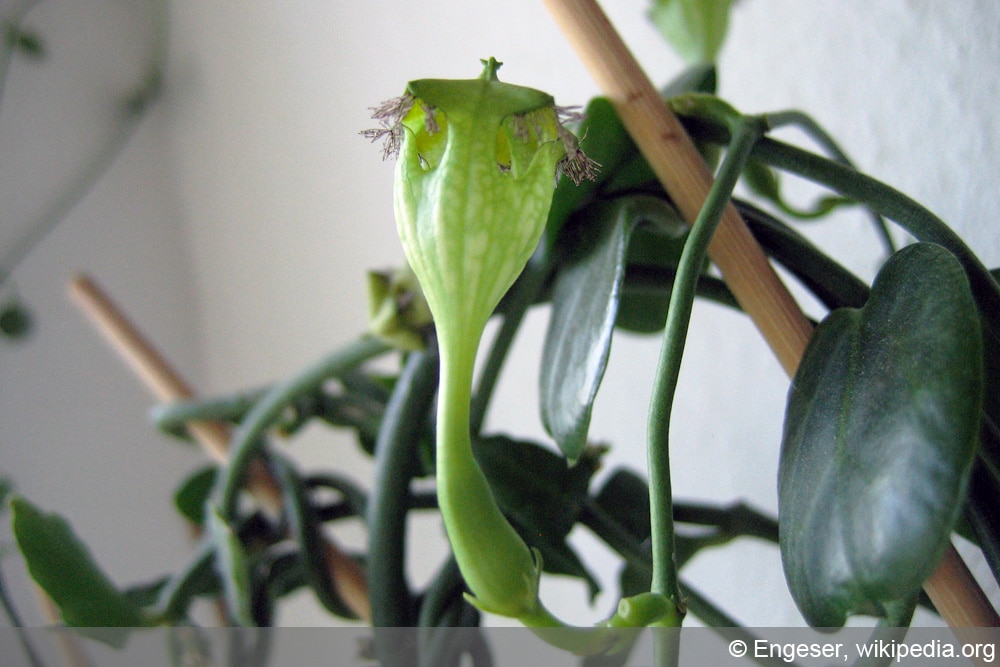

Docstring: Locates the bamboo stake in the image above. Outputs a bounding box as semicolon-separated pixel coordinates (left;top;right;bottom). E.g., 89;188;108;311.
542;0;998;629
926;545;999;630
67;273;371;623
543;0;811;376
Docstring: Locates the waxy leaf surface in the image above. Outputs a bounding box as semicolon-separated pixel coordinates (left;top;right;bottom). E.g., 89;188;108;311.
11;496;145;630
779;243;982;627
541;197;684;461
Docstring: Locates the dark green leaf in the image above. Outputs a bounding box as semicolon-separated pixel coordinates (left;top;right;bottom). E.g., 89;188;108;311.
594;469;652;543
591;470;708;573
473;435;601;597
779;243;983;627
615;224;692;333
542;197;685;461
10;496;145;629
531;536;601;601
174;466;218;526
543;202;631;462
546;66;715;246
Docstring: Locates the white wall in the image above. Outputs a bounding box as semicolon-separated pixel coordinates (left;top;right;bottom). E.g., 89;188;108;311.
0;0;201;627
2;0;998;631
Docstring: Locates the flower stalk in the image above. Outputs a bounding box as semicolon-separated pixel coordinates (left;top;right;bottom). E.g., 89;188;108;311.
368;59;675;650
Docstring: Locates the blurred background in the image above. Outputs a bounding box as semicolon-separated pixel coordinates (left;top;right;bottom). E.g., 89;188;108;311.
1;0;998;628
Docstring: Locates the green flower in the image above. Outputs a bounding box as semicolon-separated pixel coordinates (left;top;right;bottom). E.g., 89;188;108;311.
365;58;595;347
364;59;597;621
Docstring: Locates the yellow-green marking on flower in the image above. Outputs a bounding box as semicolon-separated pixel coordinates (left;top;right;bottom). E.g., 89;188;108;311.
364;59;597;622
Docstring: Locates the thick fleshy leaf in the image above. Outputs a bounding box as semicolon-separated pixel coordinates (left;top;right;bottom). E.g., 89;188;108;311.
542;197;685;461
779;243;983;627
11;496;145;628
473;434;601;597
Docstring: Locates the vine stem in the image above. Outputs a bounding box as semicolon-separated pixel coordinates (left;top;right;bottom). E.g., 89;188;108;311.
367;346;440;627
542;0;998;632
647;116;766;606
67;273;374;622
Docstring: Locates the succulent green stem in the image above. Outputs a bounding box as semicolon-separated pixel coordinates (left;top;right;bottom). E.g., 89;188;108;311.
646;114;767;626
436;332;541;619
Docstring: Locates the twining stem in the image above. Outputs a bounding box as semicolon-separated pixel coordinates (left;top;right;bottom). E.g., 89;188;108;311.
270;454;357;620
647;116;767;608
367;346;439;627
759;110;895;254
749;136;1000;327
215;336;390;519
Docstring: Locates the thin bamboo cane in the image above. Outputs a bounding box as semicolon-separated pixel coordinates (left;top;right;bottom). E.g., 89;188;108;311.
542;0;997;629
67;273;371;623
542;0;811;376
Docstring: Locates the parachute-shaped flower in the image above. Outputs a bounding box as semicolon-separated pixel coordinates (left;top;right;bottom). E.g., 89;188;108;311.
364;58;596;621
